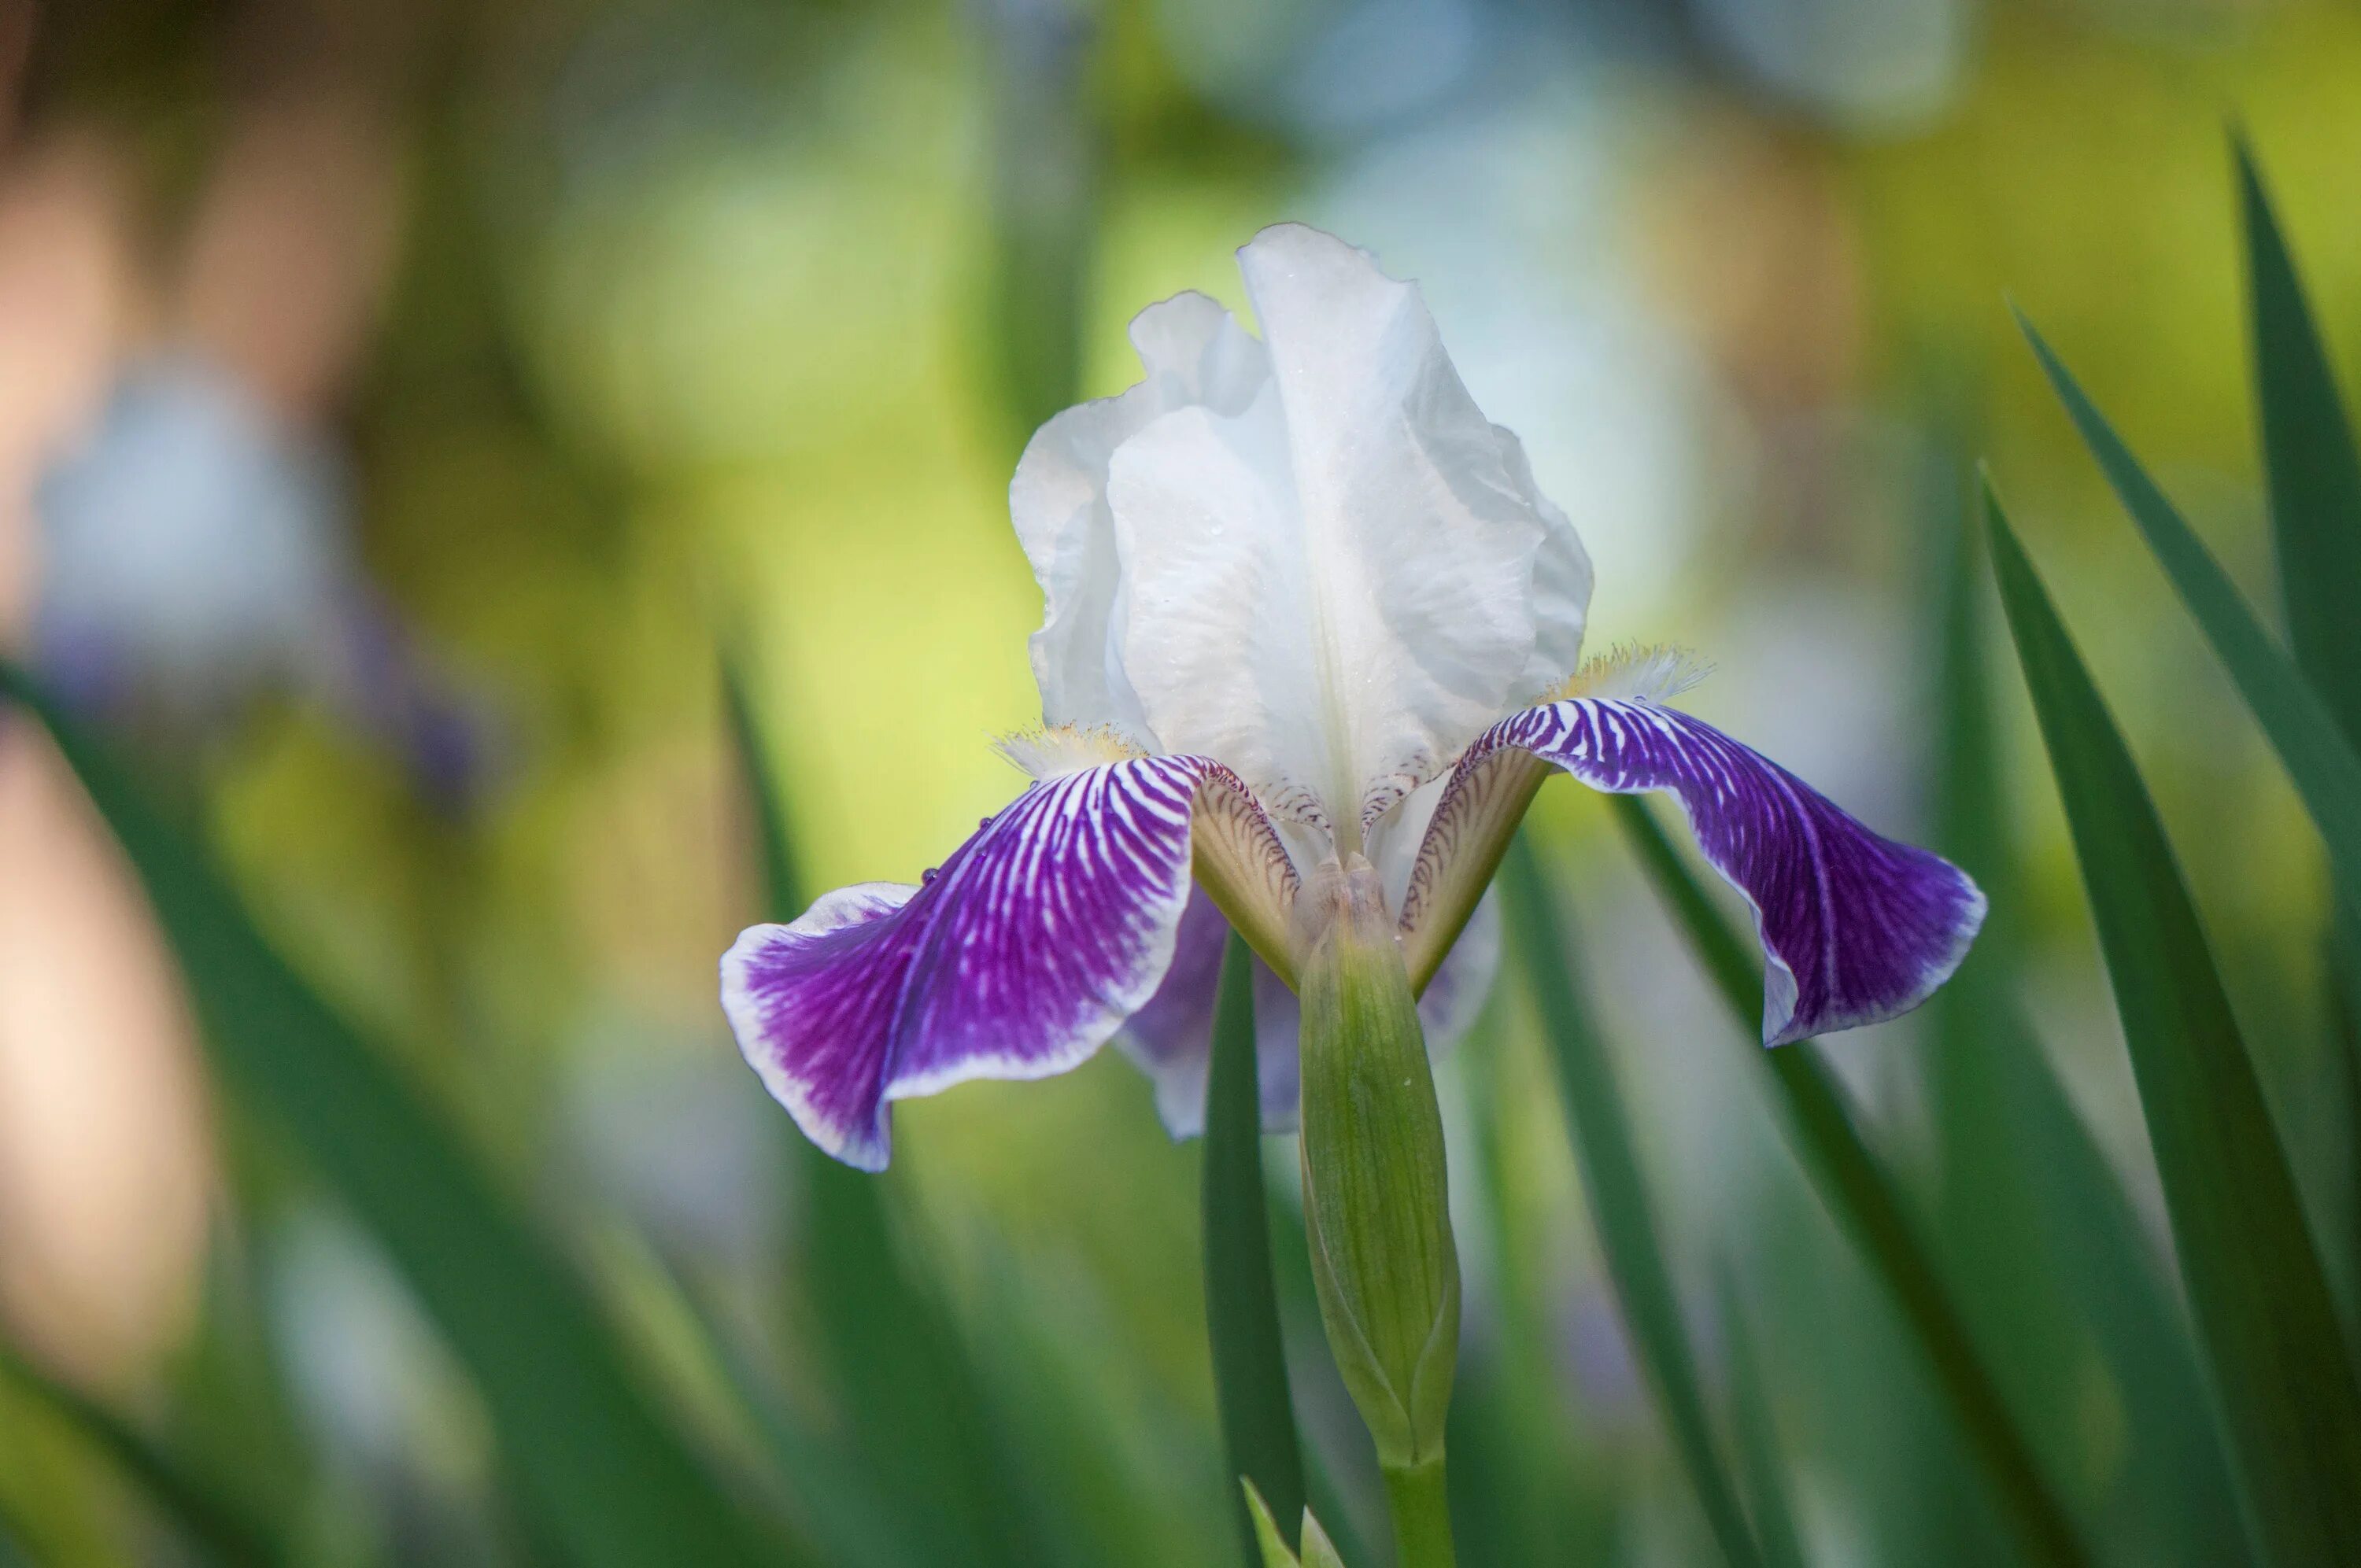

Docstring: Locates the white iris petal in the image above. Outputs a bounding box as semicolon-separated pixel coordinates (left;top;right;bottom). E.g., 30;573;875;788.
1014;290;1269;745
1011;223;1592;866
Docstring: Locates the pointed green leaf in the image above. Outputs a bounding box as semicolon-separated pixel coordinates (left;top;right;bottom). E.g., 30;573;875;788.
1986;481;2361;1565
718;649;1040;1566
1498;834;1761;1568
1242;1481;1303;1568
1299;1508;1350;1568
1610;794;2089;1568
1712;1270;1807;1568
2241;136;2361;1138
2015;312;2361;917
1929;500;2249;1564
0;1341;283;1567
719;645;806;931
1206;932;1308;1562
0;663;786;1568
2240;138;2361;744
1299;1454;1372;1568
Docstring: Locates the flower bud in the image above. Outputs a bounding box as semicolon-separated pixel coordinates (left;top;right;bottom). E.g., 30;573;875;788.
1294;853;1459;1470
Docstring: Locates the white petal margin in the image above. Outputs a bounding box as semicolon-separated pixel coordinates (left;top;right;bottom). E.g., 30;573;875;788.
722;755;1296;1169
722;758;1180;1168
1101;224;1590;836
722;881;919;1164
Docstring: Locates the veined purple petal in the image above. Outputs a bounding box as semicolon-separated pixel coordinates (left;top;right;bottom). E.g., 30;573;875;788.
1453;698;1983;1045
1121;889;1502;1138
722;755;1268;1169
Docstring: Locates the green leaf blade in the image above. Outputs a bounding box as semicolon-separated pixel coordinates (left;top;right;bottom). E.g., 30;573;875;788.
0;1342;283;1567
1498;835;1761;1568
1206;932;1309;1562
2014;312;2361;914
1929;486;2249;1563
1985;484;2361;1566
0;664;785;1568
1610;795;2090;1568
1713;1270;1808;1568
1298;1509;1350;1568
1241;1481;1302;1568
2240;138;2361;1175
720;646;806;929
2240;138;2361;741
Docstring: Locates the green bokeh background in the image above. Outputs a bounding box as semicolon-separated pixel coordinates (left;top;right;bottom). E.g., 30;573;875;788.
3;1;2358;1562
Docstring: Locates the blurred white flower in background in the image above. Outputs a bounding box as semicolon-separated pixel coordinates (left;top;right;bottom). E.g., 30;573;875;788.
1149;0;1486;137
1283;0;1490;138
1314;91;1733;644
38;355;350;715
1694;0;1976;131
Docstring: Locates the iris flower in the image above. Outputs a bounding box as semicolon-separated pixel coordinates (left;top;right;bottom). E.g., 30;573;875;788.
722;225;1984;1172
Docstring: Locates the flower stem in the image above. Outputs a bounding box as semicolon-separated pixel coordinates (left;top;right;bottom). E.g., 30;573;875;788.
1380;1455;1456;1568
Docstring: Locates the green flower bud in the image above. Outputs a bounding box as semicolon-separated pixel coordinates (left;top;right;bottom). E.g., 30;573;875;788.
1295;853;1460;1471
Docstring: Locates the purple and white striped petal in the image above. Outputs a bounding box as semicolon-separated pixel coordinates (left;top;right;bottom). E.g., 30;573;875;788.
1120;889;1503;1138
1420;698;1983;1046
722;756;1271;1169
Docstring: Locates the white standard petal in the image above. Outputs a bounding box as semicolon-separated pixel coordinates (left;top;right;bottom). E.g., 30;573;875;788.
1104;223;1590;843
1499;424;1593;703
1011;291;1269;740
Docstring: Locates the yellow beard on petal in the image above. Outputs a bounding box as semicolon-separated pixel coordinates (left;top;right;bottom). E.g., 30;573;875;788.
1539;641;1712;705
993;724;1148;780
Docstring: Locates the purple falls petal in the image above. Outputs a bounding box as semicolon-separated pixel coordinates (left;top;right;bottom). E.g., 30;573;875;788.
721;756;1218;1169
1112;887;1235;1134
1121;888;1502;1138
1476;698;1984;1045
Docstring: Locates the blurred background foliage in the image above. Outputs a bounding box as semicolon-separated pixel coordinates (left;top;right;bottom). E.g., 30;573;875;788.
0;0;2356;1562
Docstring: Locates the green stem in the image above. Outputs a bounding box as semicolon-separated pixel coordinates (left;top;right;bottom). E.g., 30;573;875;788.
1381;1455;1457;1568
